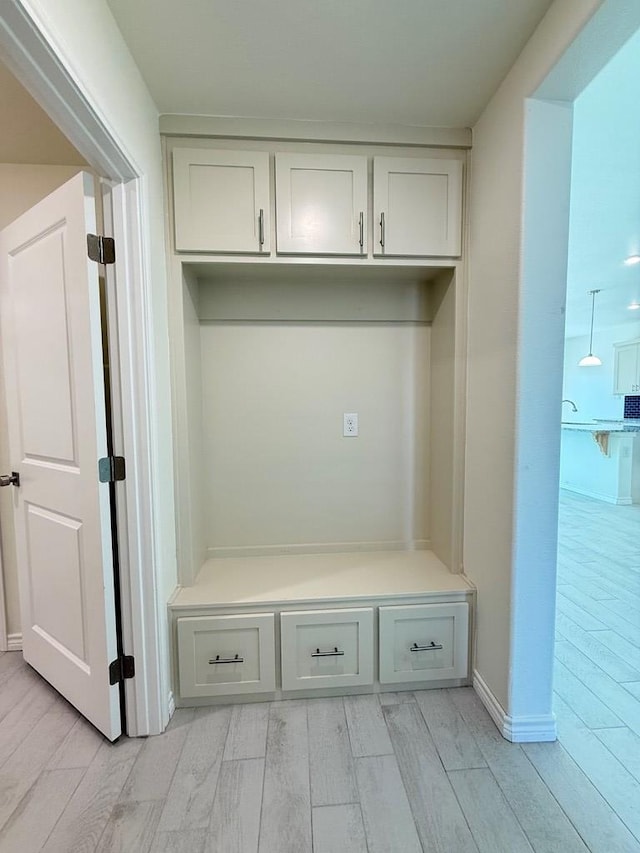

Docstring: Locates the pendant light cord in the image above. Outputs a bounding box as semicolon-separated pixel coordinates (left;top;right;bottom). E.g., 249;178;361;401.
587;289;600;356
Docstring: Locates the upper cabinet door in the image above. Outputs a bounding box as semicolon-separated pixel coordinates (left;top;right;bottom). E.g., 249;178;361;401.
275;153;367;255
613;341;640;394
173;148;270;253
374;157;463;257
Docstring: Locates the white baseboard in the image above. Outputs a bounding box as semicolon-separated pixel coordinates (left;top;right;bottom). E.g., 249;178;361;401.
7;633;22;652
207;539;432;559
473;670;556;743
168;690;176;721
560;484;631;506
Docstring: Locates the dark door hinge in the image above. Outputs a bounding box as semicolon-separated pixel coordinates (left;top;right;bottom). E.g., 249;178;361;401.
98;456;126;483
87;234;116;265
109;655;135;685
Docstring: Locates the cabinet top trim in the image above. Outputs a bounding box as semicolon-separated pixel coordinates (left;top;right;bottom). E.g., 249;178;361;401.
614;338;640;347
159;114;472;150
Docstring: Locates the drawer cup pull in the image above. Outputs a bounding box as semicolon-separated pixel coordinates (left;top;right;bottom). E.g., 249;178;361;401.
410;642;443;652
209;654;244;664
311;647;345;658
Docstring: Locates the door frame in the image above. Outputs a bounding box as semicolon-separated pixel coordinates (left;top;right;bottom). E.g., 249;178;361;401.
507;3;640;736
0;542;7;651
0;2;166;735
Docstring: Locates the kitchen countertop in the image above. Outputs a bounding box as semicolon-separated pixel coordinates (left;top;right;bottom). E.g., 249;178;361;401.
561;419;640;432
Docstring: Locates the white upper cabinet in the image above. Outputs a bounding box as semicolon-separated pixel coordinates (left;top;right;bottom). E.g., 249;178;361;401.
373;157;463;257
613;340;640;394
275;153;367;255
173;148;270;253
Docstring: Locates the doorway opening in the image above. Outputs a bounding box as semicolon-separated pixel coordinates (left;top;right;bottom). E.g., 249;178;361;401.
0;3;167;735
514;2;640;745
554;25;640;751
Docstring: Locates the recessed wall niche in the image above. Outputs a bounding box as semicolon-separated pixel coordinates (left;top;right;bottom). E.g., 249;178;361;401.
175;263;459;582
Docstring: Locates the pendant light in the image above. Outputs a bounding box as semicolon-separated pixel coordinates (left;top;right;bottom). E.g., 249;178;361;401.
578;289;602;367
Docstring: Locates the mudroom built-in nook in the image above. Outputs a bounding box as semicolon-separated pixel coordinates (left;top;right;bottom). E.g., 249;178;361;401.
164;137;474;705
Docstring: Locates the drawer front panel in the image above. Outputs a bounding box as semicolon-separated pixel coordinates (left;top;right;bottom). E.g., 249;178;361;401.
177;613;276;697
379;603;468;684
281;608;374;691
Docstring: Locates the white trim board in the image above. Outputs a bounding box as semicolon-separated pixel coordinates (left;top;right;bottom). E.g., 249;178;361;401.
7;632;22;652
159;115;472;149
0;533;7;652
0;1;166;735
559;484;632;506
206;539;433;560
473;670;557;743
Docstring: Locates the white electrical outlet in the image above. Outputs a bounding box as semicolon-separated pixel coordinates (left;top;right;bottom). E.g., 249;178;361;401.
343;413;358;437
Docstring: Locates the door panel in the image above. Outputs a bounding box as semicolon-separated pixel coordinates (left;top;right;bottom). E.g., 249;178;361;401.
275;153;367;255
0;171;121;740
13;228;76;460
173;148;270;253
27;505;86;662
373;156;463;257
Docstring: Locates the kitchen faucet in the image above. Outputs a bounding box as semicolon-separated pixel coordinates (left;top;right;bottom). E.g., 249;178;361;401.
562;399;578;413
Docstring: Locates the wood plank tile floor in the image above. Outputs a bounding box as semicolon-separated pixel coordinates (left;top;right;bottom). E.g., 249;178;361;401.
1;488;639;852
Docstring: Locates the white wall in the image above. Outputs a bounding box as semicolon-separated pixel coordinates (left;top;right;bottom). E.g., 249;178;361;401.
0;163;85;640
0;61;87;165
563;323;640;421
465;0;602;718
18;0;176;725
467;0;640;734
0;163;84;229
200;322;430;555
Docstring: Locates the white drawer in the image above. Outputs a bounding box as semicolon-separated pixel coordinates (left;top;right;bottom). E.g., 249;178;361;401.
177;613;276;698
379;602;469;684
280;608;374;691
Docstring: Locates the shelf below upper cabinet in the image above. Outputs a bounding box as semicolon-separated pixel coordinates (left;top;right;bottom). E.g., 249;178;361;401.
177;612;276;697
373;156;463;257
379;602;469;684
275;153;368;255
280;608;374;691
172;148;270;253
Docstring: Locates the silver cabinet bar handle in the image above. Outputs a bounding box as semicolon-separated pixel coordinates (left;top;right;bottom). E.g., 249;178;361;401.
410;642;443;652
311;647;345;657
358;211;364;250
209;653;244;664
258;209;265;247
379;212;385;249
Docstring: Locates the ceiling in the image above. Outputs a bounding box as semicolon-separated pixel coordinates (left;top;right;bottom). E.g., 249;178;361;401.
0;59;86;166
564;271;640;340
106;0;554;127
3;2;635;340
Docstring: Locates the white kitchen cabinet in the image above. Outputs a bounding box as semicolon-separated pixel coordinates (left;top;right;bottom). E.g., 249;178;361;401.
613;340;640;394
172;148;270;253
379;602;469;684
176;612;276;697
280;607;374;691
275;153;367;255
373;157;462;257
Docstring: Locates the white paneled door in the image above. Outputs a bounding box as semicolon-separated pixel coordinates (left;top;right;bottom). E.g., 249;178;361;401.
0;172;121;741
